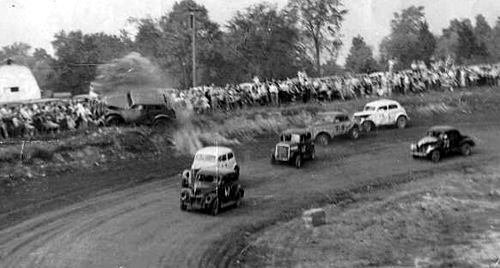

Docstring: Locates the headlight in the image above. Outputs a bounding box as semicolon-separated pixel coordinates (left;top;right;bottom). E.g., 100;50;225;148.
180;191;190;201
205;195;213;204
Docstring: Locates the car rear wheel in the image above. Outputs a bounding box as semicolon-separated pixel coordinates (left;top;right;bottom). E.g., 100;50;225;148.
211;198;220;216
294;155;302;169
362;121;374;133
396;116;407;129
271;155;276;165
315;133;329;146
235;192;242;208
107;116;124;126
153;118;170;128
460;143;472;156
430;150;441;163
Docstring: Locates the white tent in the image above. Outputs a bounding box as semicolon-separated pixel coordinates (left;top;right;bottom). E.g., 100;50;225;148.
0;61;41;103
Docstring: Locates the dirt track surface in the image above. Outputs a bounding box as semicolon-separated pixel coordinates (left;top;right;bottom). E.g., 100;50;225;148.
1;117;499;267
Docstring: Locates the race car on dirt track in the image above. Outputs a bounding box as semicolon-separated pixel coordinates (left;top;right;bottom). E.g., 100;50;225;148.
410;125;475;162
180;167;244;215
353;99;409;132
271;128;315;168
311;111;361;146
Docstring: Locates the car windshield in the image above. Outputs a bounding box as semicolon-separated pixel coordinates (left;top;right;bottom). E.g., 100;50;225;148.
364;105;376;111
281;134;300;143
197;174;218;183
194;154;216;162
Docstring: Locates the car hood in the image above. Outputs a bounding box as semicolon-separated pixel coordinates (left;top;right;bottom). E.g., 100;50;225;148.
191;161;216;170
353;111;374;117
276;142;298;147
417;136;439;147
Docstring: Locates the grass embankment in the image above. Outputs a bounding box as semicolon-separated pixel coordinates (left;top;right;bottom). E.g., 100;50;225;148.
239;165;500;268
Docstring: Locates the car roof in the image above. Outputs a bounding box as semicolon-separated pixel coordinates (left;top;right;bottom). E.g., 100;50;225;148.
281;128;311;135
428;125;458;132
195;146;233;156
197;166;235;176
365;99;400;107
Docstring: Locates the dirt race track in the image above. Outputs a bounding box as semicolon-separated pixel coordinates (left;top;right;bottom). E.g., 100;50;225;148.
1;113;500;267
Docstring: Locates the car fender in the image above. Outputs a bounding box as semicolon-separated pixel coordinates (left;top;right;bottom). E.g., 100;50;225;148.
315;131;331;140
153;114;172;122
395;112;409;121
105;114;124;123
459;137;475;147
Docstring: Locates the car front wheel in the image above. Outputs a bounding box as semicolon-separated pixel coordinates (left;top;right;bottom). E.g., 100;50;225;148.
362;121;374;133
460;143;471;156
180;202;187;211
350;127;360;139
430;150;441;163
294;155;302;169
211;198;220;216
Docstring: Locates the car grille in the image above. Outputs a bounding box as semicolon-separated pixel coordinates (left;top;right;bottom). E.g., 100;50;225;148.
276;145;289;160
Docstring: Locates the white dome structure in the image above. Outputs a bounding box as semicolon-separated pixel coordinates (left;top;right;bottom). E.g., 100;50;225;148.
0;61;41;103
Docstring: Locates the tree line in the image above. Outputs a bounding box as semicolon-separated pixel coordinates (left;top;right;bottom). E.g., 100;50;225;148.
1;1;499;95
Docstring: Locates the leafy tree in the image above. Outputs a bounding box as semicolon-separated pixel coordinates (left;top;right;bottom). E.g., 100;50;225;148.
224;3;312;82
287;0;347;76
491;18;500;61
132;0;224;88
345;35;378;73
51;30;131;94
379;6;435;69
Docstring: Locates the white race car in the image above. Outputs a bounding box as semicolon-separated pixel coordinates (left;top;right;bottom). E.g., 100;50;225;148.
353;99;409;132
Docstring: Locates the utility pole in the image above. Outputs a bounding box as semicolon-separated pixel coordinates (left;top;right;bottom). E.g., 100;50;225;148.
189;8;202;88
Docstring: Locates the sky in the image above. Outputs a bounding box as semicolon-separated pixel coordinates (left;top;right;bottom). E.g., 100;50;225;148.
1;0;499;65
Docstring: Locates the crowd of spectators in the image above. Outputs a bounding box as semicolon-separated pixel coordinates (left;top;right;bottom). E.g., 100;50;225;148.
170;61;500;113
1;60;499;139
0;99;103;139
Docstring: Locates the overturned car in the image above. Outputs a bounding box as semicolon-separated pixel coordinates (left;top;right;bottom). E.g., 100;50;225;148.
180;167;244;215
410;125;475;162
102;91;176;127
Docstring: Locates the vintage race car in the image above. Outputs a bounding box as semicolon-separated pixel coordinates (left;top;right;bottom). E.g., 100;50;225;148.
410;125;475;162
180;167;244;215
353;99;409;132
103;92;176;127
310;111;361;146
271;128;315;168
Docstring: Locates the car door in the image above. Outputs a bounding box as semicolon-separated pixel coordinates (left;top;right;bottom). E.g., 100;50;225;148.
376;105;389;125
388;104;399;124
227;152;236;169
218;154;228;169
221;175;233;204
447;130;460;152
338;115;350;134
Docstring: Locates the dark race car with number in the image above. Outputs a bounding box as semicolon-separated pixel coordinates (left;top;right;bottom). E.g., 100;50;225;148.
271;129;315;168
180;167;244;216
310;111;361;146
410;125;475;162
